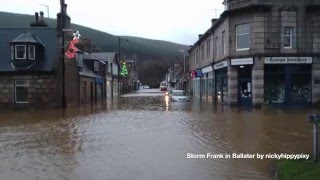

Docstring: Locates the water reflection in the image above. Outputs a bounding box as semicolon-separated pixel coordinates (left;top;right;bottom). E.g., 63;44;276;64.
0;94;316;180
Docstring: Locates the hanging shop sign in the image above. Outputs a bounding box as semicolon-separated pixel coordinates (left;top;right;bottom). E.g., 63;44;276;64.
196;69;203;77
231;58;254;66
201;65;213;74
264;57;313;64
213;60;228;70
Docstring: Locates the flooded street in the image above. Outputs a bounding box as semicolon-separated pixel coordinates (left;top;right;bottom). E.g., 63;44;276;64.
0;89;317;180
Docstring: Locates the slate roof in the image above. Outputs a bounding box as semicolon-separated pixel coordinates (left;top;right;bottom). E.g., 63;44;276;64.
0;28;58;72
91;52;117;63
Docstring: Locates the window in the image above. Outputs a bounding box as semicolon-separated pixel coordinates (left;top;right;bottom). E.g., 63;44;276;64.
222;31;226;55
28;45;35;60
10;46;14;60
15;80;29;103
206;39;211;58
236;23;250;51
94;61;99;71
215;36;218;58
15;45;26;59
284;27;293;49
201;45;204;60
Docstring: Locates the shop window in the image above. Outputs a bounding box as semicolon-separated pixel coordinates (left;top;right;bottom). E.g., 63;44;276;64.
15;80;29;103
284;27;293;49
236;23;250;51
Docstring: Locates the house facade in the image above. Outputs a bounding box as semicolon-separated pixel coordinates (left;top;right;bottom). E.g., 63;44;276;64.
0;25;61;108
91;52;120;100
189;0;320;107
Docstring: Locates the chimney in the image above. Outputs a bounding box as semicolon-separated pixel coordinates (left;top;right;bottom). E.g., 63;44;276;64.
30;11;48;27
211;18;218;26
39;11;44;23
35;12;39;22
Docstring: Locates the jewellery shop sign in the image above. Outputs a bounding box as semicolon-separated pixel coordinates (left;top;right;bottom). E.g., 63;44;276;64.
265;57;312;64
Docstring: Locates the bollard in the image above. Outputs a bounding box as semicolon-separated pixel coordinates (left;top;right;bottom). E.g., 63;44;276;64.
308;114;320;162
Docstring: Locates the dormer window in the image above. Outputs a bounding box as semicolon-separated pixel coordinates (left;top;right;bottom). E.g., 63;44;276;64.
29;45;35;60
15;45;26;59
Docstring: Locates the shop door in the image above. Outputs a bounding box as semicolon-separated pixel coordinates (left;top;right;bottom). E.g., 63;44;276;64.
238;78;252;106
238;66;252;106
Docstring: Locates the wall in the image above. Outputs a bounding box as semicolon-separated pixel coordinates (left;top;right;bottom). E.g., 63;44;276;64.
0;74;58;108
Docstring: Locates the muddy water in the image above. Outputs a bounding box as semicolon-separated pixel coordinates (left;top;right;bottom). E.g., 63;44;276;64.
0;93;316;180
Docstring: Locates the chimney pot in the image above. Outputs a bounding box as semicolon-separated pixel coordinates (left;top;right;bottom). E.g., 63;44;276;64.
35;12;39;22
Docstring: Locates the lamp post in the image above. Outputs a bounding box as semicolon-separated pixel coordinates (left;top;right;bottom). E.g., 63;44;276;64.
118;37;129;95
60;0;66;108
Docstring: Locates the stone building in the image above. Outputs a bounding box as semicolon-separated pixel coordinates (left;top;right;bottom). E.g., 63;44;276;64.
0;2;80;108
188;0;320;107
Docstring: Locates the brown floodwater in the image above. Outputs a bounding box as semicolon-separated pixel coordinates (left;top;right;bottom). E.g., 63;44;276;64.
0;91;317;180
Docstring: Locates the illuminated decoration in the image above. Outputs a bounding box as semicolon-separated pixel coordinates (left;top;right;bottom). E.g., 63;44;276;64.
120;61;128;77
65;31;81;59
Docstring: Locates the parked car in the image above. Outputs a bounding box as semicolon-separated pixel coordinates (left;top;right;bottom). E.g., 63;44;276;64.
170;90;189;102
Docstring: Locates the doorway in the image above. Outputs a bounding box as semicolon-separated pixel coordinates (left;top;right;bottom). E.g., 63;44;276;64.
238;66;252;106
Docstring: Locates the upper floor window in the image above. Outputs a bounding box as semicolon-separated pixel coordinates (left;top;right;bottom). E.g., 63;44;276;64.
12;44;37;60
94;61;99;71
201;45;204;60
236;23;250;51
29;45;35;60
15;45;26;59
206;39;211;58
215;36;218;58
284;27;293;49
222;31;226;55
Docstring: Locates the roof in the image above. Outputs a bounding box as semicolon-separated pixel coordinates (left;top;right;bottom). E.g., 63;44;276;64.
91;52;117;63
0;28;58;72
11;31;45;46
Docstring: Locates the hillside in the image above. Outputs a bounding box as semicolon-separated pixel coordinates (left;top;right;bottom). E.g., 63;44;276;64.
0;11;188;59
0;11;189;87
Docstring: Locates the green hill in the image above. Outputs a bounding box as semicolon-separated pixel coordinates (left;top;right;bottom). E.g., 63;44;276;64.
0;11;188;59
0;11;189;87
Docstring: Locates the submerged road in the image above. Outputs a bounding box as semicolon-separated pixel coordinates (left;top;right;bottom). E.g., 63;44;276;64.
0;88;315;180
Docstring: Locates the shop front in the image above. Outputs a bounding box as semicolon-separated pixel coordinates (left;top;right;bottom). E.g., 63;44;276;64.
264;57;312;106
213;60;228;103
230;58;254;106
191;69;203;97
201;65;213;100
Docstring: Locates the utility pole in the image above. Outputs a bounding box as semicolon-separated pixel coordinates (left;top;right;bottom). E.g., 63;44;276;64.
60;0;66;108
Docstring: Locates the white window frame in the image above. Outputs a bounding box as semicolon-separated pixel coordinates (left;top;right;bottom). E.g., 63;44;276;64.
236;23;250;51
10;46;14;60
15;80;29;103
284;27;293;49
28;45;35;60
15;45;26;59
94;61;99;71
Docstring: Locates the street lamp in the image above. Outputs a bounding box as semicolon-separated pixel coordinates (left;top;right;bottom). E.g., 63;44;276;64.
118;37;129;95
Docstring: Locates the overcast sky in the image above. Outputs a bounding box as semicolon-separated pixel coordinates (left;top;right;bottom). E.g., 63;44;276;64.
0;0;224;45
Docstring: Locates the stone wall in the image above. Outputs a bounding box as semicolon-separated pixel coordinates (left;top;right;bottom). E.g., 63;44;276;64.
0;74;58;108
252;57;264;107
